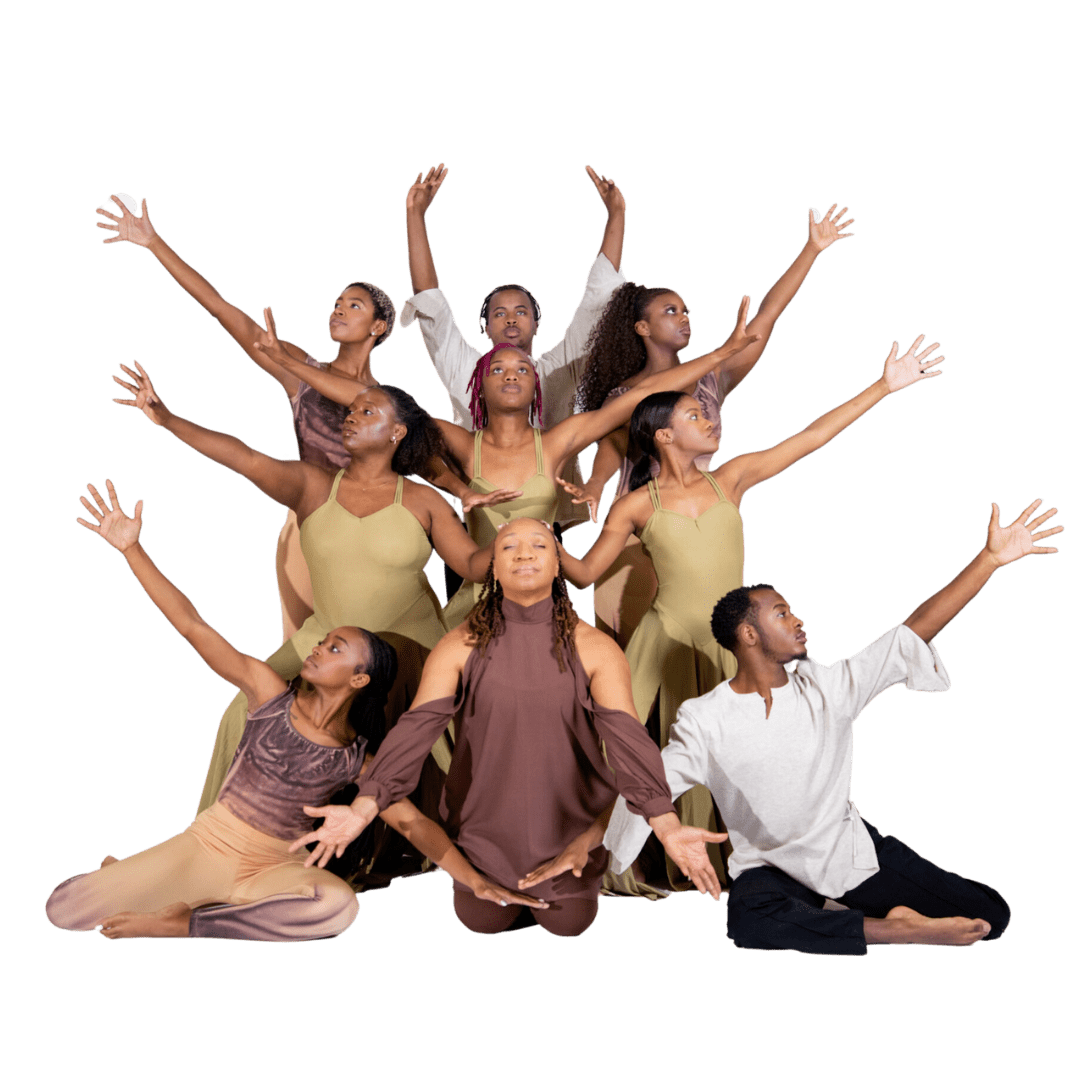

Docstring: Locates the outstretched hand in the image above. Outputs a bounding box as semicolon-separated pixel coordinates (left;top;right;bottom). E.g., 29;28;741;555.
881;335;944;392
986;499;1062;567
808;204;854;252
461;487;525;513
97;195;156;246
113;362;170;425
719;295;762;358
472;878;550;910
407;164;448;214
288;800;378;869
585;165;625;216
658;825;727;900
556;476;600;523
77;479;142;552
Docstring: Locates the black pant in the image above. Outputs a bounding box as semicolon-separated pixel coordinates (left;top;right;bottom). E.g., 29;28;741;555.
726;820;1010;955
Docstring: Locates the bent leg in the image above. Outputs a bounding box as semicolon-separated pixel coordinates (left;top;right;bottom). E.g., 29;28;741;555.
838;821;1010;940
453;890;533;934
533;898;598;938
727;866;868;955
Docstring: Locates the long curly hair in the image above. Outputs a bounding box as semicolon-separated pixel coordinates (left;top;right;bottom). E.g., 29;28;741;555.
346;281;396;347
576;282;675;411
465;554;578;672
465;343;544;430
626;391;684;491
375;385;450;476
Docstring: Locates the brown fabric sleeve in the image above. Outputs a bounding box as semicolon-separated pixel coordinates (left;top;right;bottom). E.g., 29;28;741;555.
355;694;457;811
590;702;676;821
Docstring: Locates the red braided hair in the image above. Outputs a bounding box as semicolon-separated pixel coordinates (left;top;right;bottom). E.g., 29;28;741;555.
466;343;544;431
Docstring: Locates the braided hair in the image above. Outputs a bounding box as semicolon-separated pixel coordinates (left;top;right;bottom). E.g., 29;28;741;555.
710;585;776;652
346;630;399;755
626;391;684;491
465;343;544;430
478;284;541;332
465;551;579;672
375;385;450;476
576;282;675;412
347;281;396;347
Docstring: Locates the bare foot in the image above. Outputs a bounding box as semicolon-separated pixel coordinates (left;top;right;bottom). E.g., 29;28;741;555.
99;902;192;939
100;855;118;868
866;905;990;946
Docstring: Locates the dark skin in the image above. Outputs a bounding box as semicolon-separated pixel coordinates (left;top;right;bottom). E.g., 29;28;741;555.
722;500;1061;946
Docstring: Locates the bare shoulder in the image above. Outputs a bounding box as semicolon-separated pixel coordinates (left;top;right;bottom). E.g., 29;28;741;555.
432;622;476;664
609;485;652;528
574;621;628;672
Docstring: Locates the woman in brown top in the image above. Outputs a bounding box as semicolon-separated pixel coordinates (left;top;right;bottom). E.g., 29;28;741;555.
290;517;727;937
46;482;544;941
97;194;396;640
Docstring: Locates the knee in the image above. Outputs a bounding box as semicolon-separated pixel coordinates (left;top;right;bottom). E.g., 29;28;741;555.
726;886;795;949
318;882;359;938
980;890;1010;941
46;875;95;931
536;899;598;938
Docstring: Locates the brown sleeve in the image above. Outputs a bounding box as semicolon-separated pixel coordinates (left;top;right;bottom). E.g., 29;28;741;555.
355;695;457;811
592;704;677;821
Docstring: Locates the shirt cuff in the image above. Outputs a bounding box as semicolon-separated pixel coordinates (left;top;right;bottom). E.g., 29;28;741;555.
896;623;951;691
355;778;393;813
400;288;450;327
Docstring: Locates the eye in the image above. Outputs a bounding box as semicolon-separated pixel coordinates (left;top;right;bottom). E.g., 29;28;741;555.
330;645;339;652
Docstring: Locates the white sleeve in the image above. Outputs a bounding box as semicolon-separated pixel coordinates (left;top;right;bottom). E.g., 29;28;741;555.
804;624;951;722
603;703;711;874
400;289;480;426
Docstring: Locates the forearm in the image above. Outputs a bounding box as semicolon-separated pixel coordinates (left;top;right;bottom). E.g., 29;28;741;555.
145;234;227;314
599;208;625;271
581;801;616;850
272;355;358;406
585;432;625;490
406;209;439;293
904;548;997;644
122;541;205;638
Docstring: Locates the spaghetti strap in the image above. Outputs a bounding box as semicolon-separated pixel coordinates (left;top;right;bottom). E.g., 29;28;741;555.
329;470;346;500
533;428;544;474
473;431;484;477
393;474;404;504
647;479;662;512
700;470;728;503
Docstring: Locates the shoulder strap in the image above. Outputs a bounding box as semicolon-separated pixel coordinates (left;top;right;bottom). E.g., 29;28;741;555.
700;470;727;502
329;469;346;499
647;479;662;511
473;430;483;476
394;474;404;504
533;427;544;473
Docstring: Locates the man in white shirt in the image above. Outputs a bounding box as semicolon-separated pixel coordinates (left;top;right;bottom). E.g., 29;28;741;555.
402;164;626;530
605;499;1062;954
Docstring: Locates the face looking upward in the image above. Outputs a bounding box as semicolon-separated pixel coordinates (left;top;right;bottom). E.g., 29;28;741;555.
636;292;691;353
745;589;807;663
300;627;372;691
329;286;386;344
341;388;406;455
485;289;537;352
657;394;718;457
480;348;537;416
492;518;559;599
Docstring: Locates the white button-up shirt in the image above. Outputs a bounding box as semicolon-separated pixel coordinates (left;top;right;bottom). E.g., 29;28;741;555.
400;254;624;527
604;625;951;899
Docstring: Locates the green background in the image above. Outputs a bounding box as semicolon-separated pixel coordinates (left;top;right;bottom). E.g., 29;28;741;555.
6;4;1071;1075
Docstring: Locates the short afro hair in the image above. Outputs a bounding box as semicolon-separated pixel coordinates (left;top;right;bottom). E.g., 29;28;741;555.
477;280;540;326
711;584;775;651
343;278;395;345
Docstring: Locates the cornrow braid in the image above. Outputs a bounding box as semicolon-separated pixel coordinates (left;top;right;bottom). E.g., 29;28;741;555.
576;282;675;412
465;553;579;672
465;343;544;431
347;281;396;346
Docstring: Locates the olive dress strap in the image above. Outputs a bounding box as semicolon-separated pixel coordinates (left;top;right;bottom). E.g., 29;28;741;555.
700;470;728;502
393;474;404;504
532;427;544;473
329;470;346;499
473;431;484;477
647;479;662;511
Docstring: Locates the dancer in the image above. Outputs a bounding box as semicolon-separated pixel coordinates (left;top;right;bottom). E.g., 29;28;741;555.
560;335;944;891
273;299;763;628
570;205;854;646
96;194;395;639
47;482;544;941
403;164;626;528
112;365;494;822
288;518;727;937
605;499;1062;953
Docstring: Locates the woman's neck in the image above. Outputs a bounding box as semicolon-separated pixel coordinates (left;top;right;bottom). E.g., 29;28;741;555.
639;340;683;376
330;339;377;385
343;449;398;486
484;411;538;447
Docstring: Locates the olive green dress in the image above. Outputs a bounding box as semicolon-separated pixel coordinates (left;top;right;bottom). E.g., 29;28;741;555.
605;472;742;896
442;429;559;628
198;472;450;813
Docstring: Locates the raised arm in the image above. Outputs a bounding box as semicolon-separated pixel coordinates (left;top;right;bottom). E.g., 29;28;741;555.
253;307;361;406
586;165;626;271
718;335;944;505
424;488;500;582
77;481;285;705
113;362;316;513
904;500;1062;643
96;196;305;392
406;165;448;293
570;431;628;523
558;491;643;587
545;296;760;471
720;204;854;395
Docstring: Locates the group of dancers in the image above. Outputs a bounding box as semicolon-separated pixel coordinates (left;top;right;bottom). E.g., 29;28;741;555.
47;166;1061;953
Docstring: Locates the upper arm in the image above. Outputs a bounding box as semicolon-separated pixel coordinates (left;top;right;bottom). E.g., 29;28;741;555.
715;429;817;504
424;487;484;580
409;629;472;709
435;420;474;475
577;628;637;716
660;706;711;800
185;622;288;704
563;496;640;586
537;256;624;376
408;290;478;413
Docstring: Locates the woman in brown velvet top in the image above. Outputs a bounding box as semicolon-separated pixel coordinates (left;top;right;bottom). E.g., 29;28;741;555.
46;483;544;942
292;517;727;937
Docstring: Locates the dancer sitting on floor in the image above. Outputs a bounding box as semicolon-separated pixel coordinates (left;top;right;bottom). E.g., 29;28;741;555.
604;499;1062;954
46;483;544;941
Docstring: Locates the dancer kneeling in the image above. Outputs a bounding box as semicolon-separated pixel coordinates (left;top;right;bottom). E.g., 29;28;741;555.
292;518;725;937
46;483;544;942
604;499;1062;954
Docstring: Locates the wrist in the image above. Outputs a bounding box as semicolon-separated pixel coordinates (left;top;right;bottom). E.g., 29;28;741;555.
648;811;680;842
979;546;1004;572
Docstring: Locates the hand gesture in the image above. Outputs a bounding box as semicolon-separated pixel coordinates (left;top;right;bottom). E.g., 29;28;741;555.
556;476;600;524
113;362;170;425
586;165;625;216
288;799;378;868
461;487;525;514
472;878;550;910
658;825;727;900
97;195;157;246
881;335;944;393
252;306;294;370
986;499;1062;568
517;831;593;890
808;204;854;252
407;164;448;215
77;479;142;552
719;295;762;358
